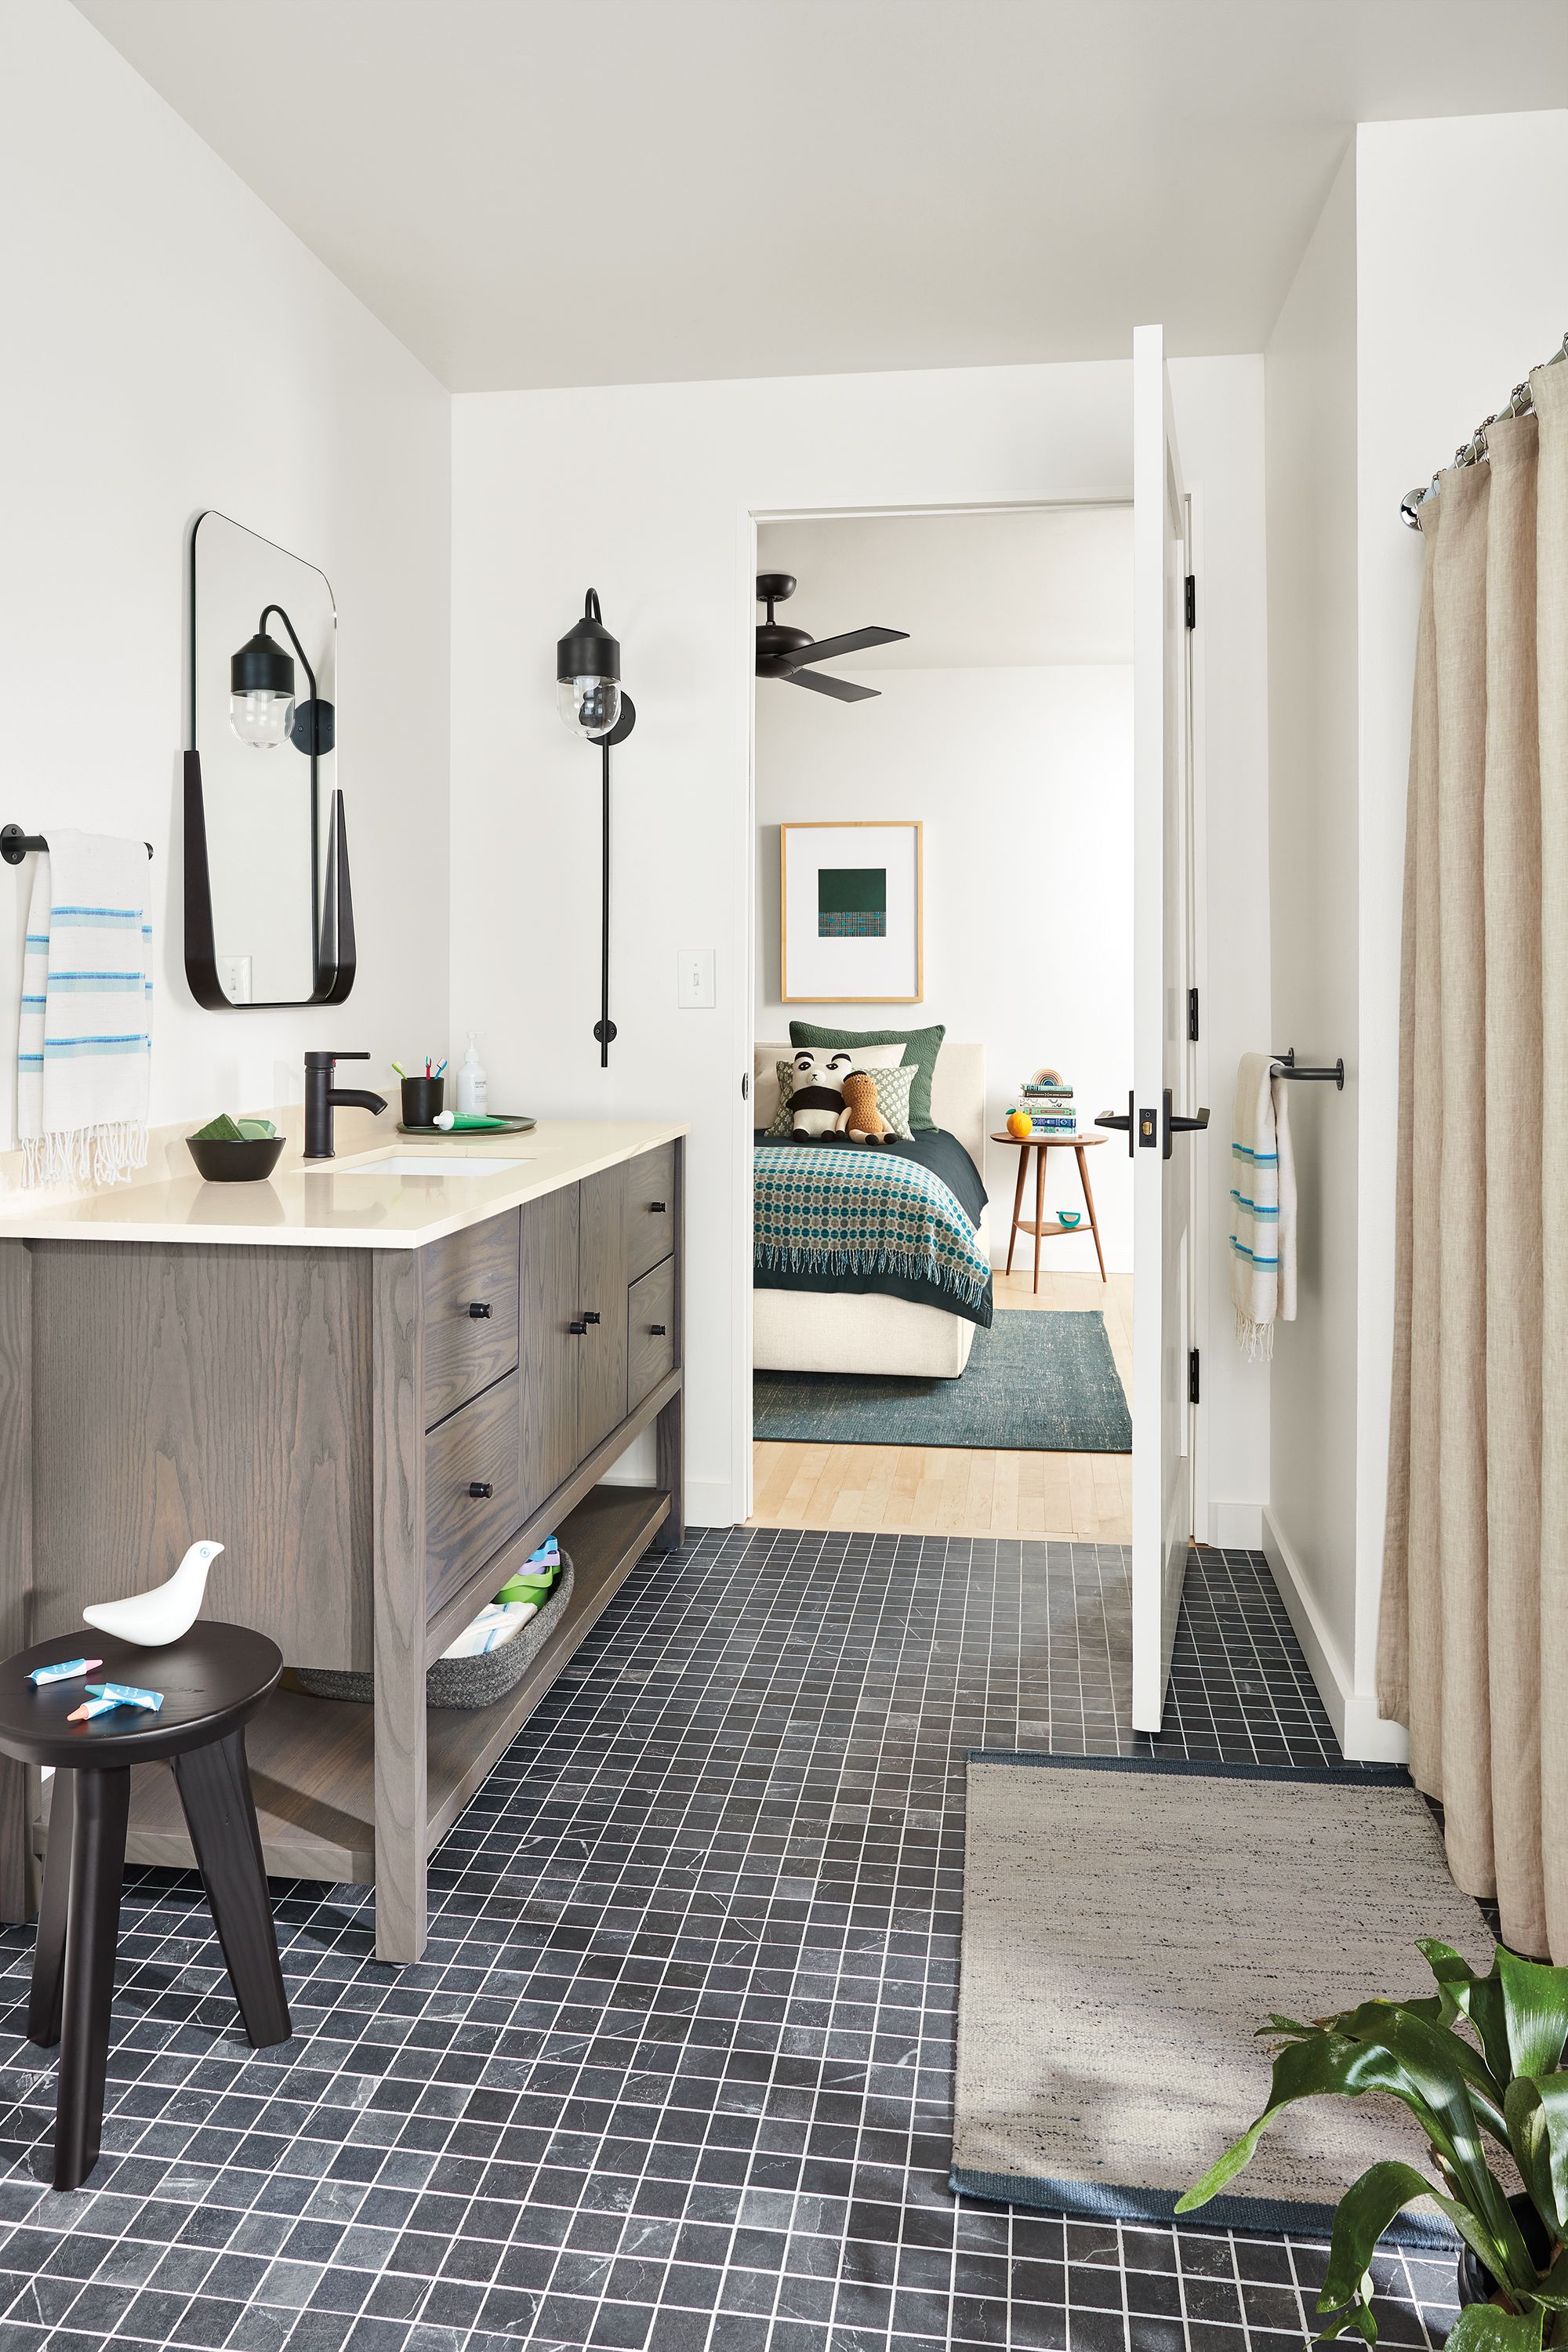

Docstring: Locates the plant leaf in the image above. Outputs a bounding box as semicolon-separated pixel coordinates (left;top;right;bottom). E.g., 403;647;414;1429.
1316;2162;1438;2332
1419;1943;1516;2088
1498;1951;1568;2084
1528;2071;1568;2243
1440;2303;1545;2352
1175;2032;1420;2211
1331;2002;1532;2281
1504;2078;1560;2242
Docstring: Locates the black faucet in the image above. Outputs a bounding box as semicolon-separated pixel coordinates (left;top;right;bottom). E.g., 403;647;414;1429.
303;1051;388;1160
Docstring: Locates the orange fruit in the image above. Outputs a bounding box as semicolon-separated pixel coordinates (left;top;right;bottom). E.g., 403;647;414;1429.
1007;1108;1033;1138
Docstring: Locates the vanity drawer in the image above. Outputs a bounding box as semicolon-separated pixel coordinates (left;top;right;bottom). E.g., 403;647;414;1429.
625;1143;677;1281
421;1209;519;1428
424;1369;522;1616
627;1258;677;1412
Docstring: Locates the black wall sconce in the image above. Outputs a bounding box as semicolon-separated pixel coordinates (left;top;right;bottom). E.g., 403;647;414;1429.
230;604;336;757
557;589;635;1065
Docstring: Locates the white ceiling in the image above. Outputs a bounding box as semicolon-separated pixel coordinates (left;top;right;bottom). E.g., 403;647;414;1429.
757;510;1132;670
71;0;1568;395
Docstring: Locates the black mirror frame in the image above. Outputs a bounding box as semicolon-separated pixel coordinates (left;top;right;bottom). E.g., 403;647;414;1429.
184;511;356;1010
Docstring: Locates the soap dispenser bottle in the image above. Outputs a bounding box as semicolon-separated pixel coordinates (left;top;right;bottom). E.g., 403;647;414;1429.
456;1033;488;1116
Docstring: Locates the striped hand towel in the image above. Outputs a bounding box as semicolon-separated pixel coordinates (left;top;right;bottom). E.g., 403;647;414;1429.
19;831;152;1188
1229;1051;1295;1359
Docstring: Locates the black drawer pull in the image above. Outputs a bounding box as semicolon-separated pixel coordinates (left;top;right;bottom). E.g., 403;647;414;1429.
583;1309;601;1324
467;1301;492;1319
649;1323;667;1337
568;1319;587;1335
650;1200;667;1214
468;1480;493;1500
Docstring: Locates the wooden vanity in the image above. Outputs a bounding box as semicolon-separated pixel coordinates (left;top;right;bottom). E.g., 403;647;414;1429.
0;1120;686;1960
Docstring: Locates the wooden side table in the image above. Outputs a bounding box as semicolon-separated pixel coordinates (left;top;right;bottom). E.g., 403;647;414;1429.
990;1129;1109;1290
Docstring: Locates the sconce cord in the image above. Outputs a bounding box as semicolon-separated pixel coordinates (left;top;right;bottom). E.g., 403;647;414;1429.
597;737;616;1066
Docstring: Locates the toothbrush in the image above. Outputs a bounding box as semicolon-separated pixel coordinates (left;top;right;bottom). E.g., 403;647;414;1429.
391;1062;407;1080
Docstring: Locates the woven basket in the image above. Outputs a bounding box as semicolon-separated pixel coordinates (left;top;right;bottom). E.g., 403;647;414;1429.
295;1554;575;1711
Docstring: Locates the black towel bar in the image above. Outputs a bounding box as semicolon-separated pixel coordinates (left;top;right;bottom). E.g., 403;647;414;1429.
1271;1047;1345;1090
2;826;153;866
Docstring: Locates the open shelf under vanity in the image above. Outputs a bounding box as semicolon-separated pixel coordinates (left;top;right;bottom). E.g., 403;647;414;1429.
34;1483;670;1885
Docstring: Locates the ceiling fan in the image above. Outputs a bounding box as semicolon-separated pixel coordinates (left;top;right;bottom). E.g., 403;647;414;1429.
755;572;909;702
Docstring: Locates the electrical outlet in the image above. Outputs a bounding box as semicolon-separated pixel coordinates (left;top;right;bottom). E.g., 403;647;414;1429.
677;949;715;1009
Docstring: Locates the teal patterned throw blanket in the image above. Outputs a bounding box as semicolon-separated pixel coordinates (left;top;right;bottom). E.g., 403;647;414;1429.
754;1142;993;1327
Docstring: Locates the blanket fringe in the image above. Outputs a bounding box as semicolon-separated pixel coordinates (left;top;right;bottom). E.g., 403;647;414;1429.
23;1119;148;1191
1233;1305;1276;1362
755;1240;991;1317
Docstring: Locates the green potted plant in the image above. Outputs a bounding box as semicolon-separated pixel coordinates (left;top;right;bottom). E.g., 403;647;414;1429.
1178;1941;1568;2350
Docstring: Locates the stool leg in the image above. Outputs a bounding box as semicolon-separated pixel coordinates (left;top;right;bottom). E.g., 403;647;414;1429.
172;1732;289;2049
28;1769;74;2049
1005;1149;1027;1276
55;1767;129;2192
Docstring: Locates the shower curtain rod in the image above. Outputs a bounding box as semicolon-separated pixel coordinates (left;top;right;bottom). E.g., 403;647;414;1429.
1400;330;1568;527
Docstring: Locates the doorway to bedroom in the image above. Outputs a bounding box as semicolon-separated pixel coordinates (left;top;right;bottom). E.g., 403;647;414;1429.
747;505;1135;1540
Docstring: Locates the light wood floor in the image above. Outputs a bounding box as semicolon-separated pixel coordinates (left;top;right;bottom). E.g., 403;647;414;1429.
749;1268;1133;1542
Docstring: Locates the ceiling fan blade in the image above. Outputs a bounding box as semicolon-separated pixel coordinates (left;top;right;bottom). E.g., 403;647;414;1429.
775;626;909;670
780;666;880;703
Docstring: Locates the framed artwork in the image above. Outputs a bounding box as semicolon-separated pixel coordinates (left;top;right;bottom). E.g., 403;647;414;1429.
780;821;924;1003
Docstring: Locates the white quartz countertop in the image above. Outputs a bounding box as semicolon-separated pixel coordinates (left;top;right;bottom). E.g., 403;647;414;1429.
0;1120;688;1250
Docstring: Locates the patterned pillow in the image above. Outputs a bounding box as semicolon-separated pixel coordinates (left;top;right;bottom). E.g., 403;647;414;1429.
766;1056;916;1139
858;1063;916;1138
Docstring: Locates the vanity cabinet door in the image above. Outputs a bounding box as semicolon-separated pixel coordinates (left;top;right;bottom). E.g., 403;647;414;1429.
627;1258;676;1412
625;1142;677;1282
424;1370;523;1617
576;1164;628;1456
518;1185;580;1515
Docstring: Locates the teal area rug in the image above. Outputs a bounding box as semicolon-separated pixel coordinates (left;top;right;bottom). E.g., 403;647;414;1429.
753;1309;1131;1454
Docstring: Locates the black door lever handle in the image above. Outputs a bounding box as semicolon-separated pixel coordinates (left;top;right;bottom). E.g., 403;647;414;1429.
1162;1089;1211;1160
1095;1091;1136;1159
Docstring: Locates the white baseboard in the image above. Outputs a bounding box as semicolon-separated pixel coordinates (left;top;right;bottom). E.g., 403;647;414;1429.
1261;1508;1408;1763
1210;1500;1263;1549
597;1465;739;1531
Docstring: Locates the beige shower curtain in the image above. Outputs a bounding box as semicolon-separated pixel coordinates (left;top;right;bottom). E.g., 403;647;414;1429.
1379;361;1568;1962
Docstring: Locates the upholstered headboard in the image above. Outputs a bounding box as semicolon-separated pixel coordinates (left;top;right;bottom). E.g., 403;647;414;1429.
754;1040;988;1171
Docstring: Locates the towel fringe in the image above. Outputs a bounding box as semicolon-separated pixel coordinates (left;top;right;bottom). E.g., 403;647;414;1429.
1233;1305;1276;1362
23;1119;148;1191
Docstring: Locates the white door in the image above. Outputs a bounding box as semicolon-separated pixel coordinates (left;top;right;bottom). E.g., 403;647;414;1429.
1109;325;1206;1733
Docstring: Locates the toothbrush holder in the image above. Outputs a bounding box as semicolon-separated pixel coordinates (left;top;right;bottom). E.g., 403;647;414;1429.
401;1076;445;1129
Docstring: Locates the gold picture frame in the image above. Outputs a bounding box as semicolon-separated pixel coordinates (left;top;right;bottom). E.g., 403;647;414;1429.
779;820;924;1003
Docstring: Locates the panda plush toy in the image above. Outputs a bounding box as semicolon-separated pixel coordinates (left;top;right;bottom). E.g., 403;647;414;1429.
786;1047;854;1141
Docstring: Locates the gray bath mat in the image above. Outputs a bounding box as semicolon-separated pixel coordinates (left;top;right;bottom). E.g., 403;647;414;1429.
753;1309;1131;1453
951;1752;1494;2241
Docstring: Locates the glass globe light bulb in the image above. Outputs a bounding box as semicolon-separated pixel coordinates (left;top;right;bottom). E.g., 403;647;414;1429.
230;688;295;750
557;674;621;740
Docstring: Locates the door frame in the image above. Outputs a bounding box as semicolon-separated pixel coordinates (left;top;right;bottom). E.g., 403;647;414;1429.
736;491;1210;1536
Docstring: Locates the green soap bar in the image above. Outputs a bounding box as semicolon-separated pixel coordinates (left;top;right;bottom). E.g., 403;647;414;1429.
236;1117;276;1140
191;1112;245;1142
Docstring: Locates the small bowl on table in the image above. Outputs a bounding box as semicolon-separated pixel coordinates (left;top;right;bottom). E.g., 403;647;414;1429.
1057;1209;1082;1229
186;1134;286;1183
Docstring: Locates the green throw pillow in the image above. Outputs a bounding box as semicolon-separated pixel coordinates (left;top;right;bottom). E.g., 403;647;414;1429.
765;1060;800;1137
788;1021;946;1132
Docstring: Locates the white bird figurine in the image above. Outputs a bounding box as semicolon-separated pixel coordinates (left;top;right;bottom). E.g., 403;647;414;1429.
82;1540;224;1648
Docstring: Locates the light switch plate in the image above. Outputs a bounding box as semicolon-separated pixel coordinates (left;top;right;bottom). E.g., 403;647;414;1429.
677;948;716;1009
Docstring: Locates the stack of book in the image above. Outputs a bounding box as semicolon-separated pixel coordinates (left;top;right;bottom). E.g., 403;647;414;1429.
1019;1074;1076;1133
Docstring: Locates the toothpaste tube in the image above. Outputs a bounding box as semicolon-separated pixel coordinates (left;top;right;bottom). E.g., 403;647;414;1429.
85;1681;164;1713
67;1695;119;1722
29;1657;102;1686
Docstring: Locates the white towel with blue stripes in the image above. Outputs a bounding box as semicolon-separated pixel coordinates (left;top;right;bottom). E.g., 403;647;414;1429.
1229;1051;1295;1359
19;831;152;1188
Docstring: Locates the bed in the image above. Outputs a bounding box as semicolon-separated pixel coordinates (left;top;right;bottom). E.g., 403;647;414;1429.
753;1040;991;1378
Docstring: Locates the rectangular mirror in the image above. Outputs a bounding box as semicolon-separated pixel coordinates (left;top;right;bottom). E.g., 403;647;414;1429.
185;510;354;1007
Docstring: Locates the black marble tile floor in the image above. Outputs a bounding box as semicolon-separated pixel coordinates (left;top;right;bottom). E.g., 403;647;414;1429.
0;1534;1457;2352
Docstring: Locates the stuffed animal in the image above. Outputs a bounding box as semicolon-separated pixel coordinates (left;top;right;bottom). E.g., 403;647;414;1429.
786;1047;854;1141
837;1069;891;1144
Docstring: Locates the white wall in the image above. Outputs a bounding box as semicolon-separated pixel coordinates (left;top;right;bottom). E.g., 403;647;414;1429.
754;663;1135;1275
451;355;1270;1530
1261;148;1367;1736
1260;109;1568;1757
0;0;451;1140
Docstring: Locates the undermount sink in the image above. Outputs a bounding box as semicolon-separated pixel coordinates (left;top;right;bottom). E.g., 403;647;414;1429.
301;1153;533;1178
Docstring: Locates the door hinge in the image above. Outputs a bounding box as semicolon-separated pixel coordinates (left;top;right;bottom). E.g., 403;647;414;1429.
1187;985;1200;1043
1188;1346;1201;1405
1185;574;1196;630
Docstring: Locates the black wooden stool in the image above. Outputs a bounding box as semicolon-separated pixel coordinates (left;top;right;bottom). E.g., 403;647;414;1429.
0;1622;291;2189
